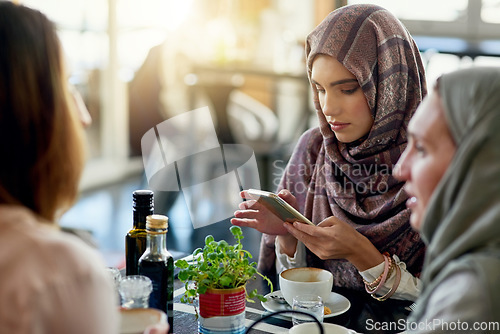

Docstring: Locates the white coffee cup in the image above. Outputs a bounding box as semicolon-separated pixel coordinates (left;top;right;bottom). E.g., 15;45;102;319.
289;322;352;334
279;267;333;307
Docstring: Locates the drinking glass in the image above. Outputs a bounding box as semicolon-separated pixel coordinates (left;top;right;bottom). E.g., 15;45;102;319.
292;294;324;326
106;267;122;305
118;275;153;309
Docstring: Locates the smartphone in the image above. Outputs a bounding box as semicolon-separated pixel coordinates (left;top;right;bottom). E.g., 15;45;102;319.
245;189;314;226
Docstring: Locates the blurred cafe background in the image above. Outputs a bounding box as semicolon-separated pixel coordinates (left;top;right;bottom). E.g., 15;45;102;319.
13;0;500;267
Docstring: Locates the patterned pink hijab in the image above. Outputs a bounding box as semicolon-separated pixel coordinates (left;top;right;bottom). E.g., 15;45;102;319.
260;4;427;290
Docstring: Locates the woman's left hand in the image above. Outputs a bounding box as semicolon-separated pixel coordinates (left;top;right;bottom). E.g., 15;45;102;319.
283;216;384;271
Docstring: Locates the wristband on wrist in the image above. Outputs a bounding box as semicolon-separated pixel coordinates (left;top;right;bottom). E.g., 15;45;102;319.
363;252;393;295
370;262;402;301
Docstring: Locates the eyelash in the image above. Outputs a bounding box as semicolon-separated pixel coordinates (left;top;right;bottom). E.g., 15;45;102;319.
315;86;358;95
342;87;358;95
408;137;426;157
415;143;426;155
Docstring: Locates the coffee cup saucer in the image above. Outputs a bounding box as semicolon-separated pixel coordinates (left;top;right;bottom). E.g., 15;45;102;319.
261;290;350;318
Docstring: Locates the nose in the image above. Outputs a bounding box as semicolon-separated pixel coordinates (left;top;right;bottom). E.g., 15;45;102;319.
320;92;341;118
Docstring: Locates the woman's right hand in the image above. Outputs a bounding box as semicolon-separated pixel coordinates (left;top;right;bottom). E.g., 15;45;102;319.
144;323;169;334
231;189;298;236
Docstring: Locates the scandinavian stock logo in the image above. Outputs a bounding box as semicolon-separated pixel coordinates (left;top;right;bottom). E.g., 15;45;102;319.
141;107;261;229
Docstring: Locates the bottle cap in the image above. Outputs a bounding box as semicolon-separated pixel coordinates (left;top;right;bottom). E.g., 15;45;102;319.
133;190;154;209
146;214;168;232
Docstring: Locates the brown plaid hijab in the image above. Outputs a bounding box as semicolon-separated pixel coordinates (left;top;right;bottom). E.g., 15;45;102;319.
260;4;427;290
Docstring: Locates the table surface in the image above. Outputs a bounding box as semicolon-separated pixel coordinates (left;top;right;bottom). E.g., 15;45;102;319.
171;276;413;334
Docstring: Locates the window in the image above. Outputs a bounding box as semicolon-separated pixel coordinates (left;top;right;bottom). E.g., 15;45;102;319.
349;0;468;22
348;0;500;40
20;0;194;190
347;1;500;90
481;0;500;23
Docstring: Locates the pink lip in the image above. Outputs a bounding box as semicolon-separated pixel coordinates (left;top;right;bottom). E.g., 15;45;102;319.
329;122;350;131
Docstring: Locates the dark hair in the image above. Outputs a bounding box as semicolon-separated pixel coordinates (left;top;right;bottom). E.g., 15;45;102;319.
0;2;85;221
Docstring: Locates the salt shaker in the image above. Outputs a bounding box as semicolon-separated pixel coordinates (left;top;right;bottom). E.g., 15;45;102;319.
118;275;153;309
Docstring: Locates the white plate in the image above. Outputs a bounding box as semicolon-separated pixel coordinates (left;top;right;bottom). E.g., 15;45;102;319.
261;290;350;318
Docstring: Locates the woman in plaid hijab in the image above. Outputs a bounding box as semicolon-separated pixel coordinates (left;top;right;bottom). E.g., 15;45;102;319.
233;4;426;299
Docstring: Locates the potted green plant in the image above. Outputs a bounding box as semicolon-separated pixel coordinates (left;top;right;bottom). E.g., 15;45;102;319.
175;226;273;333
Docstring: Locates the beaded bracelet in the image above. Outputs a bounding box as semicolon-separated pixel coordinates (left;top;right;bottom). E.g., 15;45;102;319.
362;253;389;287
363;254;395;288
363;253;393;294
363;270;383;289
364;257;395;294
363;255;388;291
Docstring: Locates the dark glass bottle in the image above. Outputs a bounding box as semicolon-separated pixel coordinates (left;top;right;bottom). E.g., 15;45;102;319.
125;190;154;276
138;214;174;329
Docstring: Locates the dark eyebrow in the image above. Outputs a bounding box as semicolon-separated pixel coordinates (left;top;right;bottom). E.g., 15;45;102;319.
311;78;358;87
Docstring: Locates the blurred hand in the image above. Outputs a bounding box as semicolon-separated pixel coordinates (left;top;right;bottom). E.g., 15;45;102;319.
231;189;298;235
143;322;169;334
283;216;383;271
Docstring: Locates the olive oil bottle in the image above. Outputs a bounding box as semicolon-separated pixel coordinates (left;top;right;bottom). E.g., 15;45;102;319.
125;190;154;276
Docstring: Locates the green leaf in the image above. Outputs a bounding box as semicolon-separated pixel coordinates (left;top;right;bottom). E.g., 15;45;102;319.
205;235;214;245
215;267;225;278
247;288;257;298
230;225;242;236
175;259;188;269
246;267;257;275
200;278;211;287
256;295;268;302
219;275;232;287
198;285;208;294
178;270;189;281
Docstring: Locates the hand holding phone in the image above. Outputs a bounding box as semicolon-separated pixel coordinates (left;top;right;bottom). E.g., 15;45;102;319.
245;189;314;226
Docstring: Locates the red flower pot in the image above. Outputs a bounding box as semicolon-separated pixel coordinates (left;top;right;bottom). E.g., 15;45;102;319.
199;286;246;318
